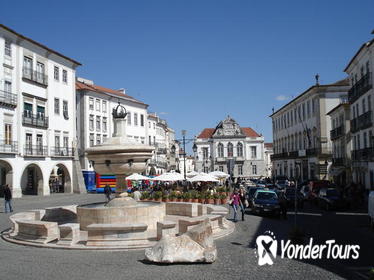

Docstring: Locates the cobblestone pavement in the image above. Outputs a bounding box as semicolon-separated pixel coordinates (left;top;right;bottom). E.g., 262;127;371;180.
0;193;372;280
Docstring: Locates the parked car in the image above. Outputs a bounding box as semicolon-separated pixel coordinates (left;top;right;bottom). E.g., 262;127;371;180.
275;180;289;190
256;180;267;188
369;191;374;229
284;187;304;209
251;190;280;217
317;188;349;210
247;186;264;207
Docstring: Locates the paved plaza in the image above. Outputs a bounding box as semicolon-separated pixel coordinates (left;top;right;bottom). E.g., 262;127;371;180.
0;194;373;280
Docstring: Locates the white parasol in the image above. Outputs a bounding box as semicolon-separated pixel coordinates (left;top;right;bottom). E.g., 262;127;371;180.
188;173;220;183
125;173;150;181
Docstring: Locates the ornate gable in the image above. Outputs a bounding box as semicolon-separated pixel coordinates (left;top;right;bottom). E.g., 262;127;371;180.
212;116;244;137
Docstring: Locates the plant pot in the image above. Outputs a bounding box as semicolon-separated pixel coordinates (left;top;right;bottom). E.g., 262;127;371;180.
214;199;221;205
221;198;227;204
206;198;214;204
155;198;162;202
177;198;182;202
192;199;199;203
162;198;169;202
170;198;177;202
198;198;205;203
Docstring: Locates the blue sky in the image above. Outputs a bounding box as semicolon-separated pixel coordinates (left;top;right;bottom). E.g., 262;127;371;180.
3;0;373;148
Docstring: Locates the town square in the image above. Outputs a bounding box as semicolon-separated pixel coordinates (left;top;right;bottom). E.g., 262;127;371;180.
0;1;373;279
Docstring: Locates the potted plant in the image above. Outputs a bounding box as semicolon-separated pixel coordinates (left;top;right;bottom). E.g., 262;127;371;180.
162;193;169;202
169;191;177;202
176;192;183;202
191;190;199;203
220;193;228;204
183;192;192;202
205;192;214;204
140;191;149;201
153;191;162;202
213;193;221;205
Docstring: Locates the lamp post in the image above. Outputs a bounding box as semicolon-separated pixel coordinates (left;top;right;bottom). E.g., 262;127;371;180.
171;130;197;181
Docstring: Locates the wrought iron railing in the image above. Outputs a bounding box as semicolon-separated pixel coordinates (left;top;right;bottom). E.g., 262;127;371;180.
24;145;48;156
22;68;48;86
22;113;49;129
351;111;372;133
0;90;17;107
330;125;344;140
348;72;372;103
50;147;73;157
0;140;17;153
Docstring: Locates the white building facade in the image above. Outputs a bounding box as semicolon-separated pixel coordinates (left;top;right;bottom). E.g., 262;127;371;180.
270;79;350;182
194;116;266;179
0;24;81;197
345;38;374;190
264;143;273;178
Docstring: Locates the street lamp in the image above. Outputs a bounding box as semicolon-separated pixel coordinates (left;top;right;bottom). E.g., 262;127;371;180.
171;132;197;180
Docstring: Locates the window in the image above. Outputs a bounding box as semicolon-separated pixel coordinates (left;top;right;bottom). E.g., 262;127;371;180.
251;146;257;159
134;113;138;126
63;136;68;148
238;165;243;175
89;134;94;147
4;80;11;93
37;106;45;119
63;101;68;119
4;124;12;145
54;66;59;81
140;114;144;126
24;102;33;117
96;134;101;145
219;166;224;172
96;99;100;111
141;137;145;144
23;56;32;77
370;131;373;147
102;101;107;113
237;142;243;157
369;95;372;112
127;112;131;125
55;135;60;149
89;115;94;131
153;136;156;144
227;143;233;157
96;116;101;131
252;164;257;175
103;117;107;132
202;147;209;159
307;100;310;118
364;132;368;148
89;98;94;110
149;122;151;128
36;134;43;153
53;98;59;114
36;62;45;83
302;103;306;121
4;41;11;56
149;136;152;145
26;133;32;153
103;135;107;142
363;98;366;113
218;143;224;157
62;70;67;83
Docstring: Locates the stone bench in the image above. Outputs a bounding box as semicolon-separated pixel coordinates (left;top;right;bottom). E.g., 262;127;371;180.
165;202;198;217
178;214;225;234
86;223;148;246
57;223;80;246
156;220;177;240
15;220;59;244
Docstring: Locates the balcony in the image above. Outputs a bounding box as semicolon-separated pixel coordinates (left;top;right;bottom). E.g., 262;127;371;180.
352;148;374;161
50;147;73;157
348;72;372;103
330;125;344;140
22;113;49;129
0;90;17;108
0;140;18;153
270;151;299;160
24;145;48;157
332;157;345;166
22;68;48;86
306;147;332;157
351;111;372;133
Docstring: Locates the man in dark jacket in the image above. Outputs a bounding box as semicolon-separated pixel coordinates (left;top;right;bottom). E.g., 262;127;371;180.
4;184;13;213
104;184;112;202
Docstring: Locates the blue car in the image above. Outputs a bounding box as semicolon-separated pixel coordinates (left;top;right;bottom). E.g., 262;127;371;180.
251;190;280;217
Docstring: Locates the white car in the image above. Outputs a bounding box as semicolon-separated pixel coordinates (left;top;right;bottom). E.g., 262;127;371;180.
369;191;374;229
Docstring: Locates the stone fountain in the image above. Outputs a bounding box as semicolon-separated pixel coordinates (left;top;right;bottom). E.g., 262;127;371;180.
3;103;234;251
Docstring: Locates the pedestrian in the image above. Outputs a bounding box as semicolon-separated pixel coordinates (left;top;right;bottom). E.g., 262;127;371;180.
4;184;13;213
230;189;241;222
104;184;112;202
133;188;141;201
239;188;247;221
278;191;287;219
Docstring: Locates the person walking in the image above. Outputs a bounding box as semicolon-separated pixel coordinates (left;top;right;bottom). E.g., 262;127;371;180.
4;184;13;213
239;188;247;221
104;184;112;202
230;189;241;222
278;191;288;219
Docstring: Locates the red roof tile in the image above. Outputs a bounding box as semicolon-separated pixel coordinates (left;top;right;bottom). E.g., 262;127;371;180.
241;127;260;137
76;81;148;106
265;143;273;148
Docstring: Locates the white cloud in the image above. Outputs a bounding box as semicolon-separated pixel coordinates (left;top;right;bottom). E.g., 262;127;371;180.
275;95;289;101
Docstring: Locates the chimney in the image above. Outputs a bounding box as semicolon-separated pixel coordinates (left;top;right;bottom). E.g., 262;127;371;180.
118;88;126;94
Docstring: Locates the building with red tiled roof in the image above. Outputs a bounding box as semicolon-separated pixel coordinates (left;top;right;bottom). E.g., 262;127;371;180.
194;116;267;178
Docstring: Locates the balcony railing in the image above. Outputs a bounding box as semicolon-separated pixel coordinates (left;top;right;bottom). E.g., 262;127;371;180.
351;111;372;133
22;113;49;129
330;125;344;140
50;147;73;157
24;145;48;156
348;72;372;103
0;90;17;107
22;68;48;86
352;148;374;161
306;147;332;157
0;140;18;153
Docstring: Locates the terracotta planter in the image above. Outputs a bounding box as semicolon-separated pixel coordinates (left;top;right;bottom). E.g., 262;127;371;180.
177;198;182;202
170;198;177;202
221;198;227;204
184;198;192;203
198;198;205;203
162;198;170;202
192;198;199;203
214;199;221;205
206;198;214;204
155;198;162;202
